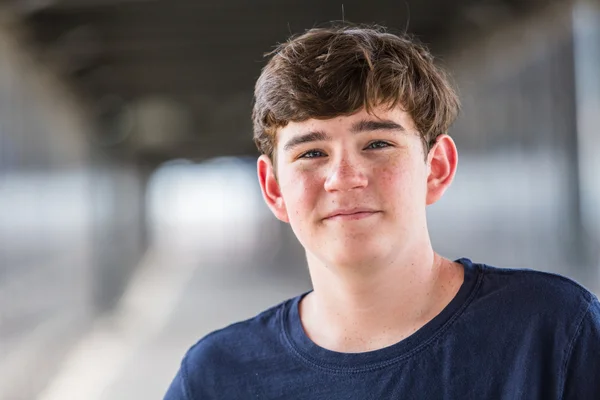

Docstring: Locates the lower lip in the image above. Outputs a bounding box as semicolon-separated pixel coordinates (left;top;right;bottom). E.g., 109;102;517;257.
325;211;379;221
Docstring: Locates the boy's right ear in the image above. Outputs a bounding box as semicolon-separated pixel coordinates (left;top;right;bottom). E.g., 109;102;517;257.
257;155;289;223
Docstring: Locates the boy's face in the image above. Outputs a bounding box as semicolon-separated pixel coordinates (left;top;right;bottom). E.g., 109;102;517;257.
257;105;456;269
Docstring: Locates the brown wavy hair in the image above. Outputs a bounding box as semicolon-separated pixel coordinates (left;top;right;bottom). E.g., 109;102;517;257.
252;24;460;162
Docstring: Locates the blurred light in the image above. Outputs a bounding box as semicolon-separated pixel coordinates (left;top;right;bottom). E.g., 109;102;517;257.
147;156;278;258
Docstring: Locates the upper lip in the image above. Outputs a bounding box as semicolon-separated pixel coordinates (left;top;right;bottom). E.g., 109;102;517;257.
324;208;379;219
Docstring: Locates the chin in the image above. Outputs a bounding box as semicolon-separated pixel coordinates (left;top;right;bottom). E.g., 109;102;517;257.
323;242;388;269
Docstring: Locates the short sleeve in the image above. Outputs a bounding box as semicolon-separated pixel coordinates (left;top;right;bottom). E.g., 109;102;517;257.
561;296;600;399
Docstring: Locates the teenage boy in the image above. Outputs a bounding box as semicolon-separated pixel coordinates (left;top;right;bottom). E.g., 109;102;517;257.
164;25;600;399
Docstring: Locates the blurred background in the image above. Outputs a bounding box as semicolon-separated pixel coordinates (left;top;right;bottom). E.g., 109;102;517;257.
0;0;598;399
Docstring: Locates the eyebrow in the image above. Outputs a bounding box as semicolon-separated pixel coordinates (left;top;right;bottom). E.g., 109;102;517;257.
283;130;330;152
282;119;405;152
350;119;405;133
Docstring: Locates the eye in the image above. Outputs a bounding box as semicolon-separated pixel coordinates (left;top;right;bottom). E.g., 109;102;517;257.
298;149;326;159
365;140;391;150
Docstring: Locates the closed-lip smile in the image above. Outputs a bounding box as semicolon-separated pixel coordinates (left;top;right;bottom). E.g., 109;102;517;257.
324;208;380;221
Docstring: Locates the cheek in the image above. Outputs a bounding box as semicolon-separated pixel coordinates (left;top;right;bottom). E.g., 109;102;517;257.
375;160;426;201
279;170;323;245
377;165;401;187
281;169;322;213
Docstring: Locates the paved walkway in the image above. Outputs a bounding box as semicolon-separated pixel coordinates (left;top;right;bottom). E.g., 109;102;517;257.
37;241;312;400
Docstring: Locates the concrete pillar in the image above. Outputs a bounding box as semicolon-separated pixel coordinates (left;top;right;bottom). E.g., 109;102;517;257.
572;0;600;273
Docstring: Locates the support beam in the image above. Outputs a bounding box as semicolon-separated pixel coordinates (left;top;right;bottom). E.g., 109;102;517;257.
572;0;600;267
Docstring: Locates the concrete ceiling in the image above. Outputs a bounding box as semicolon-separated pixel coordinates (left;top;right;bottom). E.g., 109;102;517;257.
4;0;552;162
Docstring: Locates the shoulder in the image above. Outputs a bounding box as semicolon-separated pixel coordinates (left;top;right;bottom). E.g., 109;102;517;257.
469;260;597;323
177;296;296;388
479;262;595;301
165;296;302;398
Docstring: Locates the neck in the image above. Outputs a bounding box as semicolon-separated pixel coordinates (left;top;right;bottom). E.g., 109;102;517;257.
300;246;463;353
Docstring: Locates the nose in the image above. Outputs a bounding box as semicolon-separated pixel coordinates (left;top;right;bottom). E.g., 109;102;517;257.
324;157;368;192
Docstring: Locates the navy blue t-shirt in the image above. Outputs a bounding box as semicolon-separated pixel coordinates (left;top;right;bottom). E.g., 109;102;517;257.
164;258;600;399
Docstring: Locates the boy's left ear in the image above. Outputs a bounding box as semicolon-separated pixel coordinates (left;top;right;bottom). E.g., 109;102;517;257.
426;134;458;205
